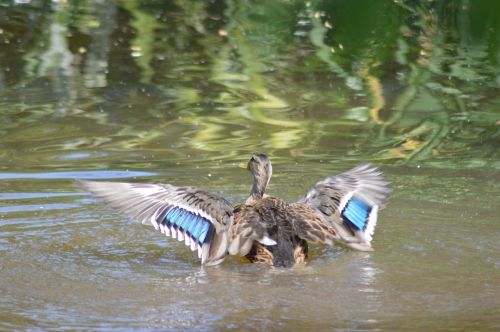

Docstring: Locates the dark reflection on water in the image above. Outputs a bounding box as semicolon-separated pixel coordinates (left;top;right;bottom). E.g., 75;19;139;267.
0;0;499;330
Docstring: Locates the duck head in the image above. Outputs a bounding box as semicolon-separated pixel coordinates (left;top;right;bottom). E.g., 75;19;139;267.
240;153;273;199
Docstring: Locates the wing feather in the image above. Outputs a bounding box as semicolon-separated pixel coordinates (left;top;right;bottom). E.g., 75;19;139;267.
299;163;390;250
77;180;233;265
228;204;277;256
288;203;339;246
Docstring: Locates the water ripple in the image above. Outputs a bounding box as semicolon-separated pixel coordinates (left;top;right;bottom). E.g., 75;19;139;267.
0;170;155;180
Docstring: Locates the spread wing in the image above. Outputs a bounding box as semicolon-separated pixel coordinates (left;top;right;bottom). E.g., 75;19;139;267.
77;180;234;265
299;163;390;250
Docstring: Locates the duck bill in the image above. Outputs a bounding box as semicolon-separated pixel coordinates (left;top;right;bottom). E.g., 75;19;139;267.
238;163;249;170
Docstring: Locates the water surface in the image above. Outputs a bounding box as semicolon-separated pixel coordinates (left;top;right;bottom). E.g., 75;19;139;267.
0;1;499;330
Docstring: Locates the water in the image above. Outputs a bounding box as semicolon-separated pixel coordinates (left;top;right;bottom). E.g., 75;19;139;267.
1;1;499;330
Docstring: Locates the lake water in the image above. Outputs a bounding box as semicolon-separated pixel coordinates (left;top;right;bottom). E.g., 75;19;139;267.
0;1;499;330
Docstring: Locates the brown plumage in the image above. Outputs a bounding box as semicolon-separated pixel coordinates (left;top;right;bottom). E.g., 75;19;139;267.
78;153;390;267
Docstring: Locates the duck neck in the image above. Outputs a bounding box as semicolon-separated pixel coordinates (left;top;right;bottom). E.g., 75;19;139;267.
250;173;269;199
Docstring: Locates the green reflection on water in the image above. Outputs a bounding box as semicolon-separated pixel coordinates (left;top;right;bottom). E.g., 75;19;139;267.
1;1;500;331
1;0;498;170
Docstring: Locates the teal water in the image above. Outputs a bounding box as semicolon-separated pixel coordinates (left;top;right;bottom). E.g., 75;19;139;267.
0;1;499;330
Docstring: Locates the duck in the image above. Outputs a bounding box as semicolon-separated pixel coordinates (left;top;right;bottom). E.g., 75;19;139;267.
77;153;390;267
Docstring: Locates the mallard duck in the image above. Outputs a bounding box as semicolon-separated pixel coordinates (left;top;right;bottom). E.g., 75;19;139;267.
78;153;390;267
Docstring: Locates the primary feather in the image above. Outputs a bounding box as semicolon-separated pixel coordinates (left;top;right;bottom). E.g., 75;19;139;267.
76;180;233;265
299;163;391;249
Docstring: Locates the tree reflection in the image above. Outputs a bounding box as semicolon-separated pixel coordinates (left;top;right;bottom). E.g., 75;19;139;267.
0;0;498;168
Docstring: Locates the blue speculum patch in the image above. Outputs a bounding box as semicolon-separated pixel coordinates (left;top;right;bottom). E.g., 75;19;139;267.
161;207;212;245
342;198;372;231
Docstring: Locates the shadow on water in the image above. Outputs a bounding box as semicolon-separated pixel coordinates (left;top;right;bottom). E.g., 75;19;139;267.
0;0;499;330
